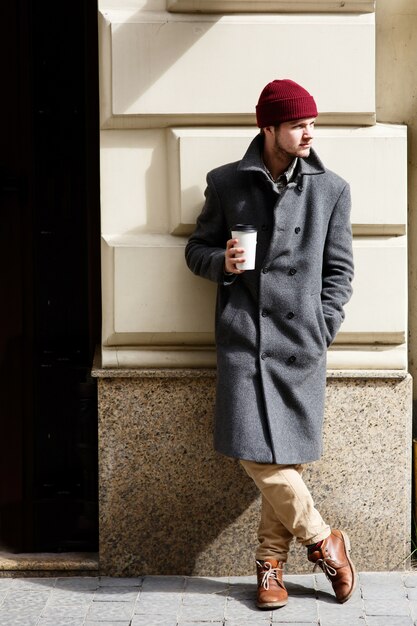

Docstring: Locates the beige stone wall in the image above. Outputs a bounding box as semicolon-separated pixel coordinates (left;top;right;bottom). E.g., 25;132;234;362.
376;0;417;395
98;1;409;371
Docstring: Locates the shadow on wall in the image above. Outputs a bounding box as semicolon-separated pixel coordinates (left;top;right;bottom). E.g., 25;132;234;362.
101;128;205;237
109;5;220;115
99;375;259;576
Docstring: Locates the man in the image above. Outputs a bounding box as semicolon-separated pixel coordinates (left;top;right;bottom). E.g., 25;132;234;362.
185;79;355;609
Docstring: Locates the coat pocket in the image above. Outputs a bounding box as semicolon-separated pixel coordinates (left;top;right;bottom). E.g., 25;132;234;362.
310;292;329;348
215;302;239;345
216;299;257;348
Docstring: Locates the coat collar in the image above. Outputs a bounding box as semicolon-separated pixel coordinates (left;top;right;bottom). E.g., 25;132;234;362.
237;133;326;179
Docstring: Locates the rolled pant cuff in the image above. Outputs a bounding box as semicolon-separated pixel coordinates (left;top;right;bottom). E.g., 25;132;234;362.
301;526;331;547
255;551;288;563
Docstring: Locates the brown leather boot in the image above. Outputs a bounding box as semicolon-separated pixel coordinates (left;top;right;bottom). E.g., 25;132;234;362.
307;529;356;603
256;558;288;609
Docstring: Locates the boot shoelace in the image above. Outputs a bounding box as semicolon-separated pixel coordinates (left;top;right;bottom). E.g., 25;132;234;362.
313;558;337;579
256;560;283;590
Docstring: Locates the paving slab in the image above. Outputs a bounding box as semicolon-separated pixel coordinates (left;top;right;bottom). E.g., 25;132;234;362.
0;570;415;624
86;622;131;626
99;576;143;587
362;583;408;599
404;574;417;588
93;586;140;602
364;598;411;617
38;619;85;626
366;617;414;626
86;600;136;621
131;618;178;626
40;603;90;619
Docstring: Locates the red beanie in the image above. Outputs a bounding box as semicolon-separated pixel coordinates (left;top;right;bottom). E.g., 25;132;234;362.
256;79;318;128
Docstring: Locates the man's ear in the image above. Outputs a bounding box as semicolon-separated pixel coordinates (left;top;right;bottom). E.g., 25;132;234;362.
263;126;274;135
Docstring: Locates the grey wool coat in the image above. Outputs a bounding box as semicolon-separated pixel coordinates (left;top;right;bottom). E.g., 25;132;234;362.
185;134;354;464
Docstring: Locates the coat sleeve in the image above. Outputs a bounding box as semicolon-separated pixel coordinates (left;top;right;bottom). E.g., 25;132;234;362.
185;172;236;286
321;183;354;346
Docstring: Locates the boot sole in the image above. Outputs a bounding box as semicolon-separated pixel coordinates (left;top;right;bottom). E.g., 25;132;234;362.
337;530;357;604
256;599;288;610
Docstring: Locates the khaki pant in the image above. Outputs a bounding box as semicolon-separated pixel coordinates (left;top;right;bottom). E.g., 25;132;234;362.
240;459;331;562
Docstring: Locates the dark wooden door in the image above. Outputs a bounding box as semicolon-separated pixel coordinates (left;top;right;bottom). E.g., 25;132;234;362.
0;0;100;552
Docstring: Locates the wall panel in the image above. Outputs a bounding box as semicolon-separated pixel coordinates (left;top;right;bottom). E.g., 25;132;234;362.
101;236;407;370
100;130;169;234
167;125;407;236
99;12;375;128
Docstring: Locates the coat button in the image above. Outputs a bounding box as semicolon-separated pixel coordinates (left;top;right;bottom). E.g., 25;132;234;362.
289;268;297;276
287;355;296;364
295;227;301;234
286;311;295;320
261;352;268;360
262;267;269;274
261;310;269;317
261;224;268;231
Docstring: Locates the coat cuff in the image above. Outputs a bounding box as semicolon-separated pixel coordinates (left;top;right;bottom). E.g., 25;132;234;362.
222;271;237;286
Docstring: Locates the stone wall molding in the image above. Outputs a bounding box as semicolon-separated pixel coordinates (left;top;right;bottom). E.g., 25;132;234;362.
168;0;376;12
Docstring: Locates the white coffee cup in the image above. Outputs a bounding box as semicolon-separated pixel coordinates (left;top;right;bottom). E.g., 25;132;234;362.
231;224;257;271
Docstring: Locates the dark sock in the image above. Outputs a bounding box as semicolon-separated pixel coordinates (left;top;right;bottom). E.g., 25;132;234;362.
307;540;323;553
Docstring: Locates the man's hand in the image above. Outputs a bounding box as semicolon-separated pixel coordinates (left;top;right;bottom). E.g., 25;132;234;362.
224;238;246;274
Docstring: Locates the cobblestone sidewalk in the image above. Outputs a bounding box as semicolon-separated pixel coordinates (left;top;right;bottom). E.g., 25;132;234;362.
0;571;417;626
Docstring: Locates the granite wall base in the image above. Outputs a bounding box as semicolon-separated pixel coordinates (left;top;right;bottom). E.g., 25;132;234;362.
95;370;412;576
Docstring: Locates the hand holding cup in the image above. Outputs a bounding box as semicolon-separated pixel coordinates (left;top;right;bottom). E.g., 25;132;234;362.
226;224;257;273
225;238;246;274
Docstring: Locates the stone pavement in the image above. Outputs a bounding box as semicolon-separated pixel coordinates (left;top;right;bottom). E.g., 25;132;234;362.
1;571;417;626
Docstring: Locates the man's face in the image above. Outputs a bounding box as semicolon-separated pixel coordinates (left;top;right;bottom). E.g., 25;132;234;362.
271;117;316;160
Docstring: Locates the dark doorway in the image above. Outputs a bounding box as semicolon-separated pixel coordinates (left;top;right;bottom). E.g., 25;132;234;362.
0;0;100;552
